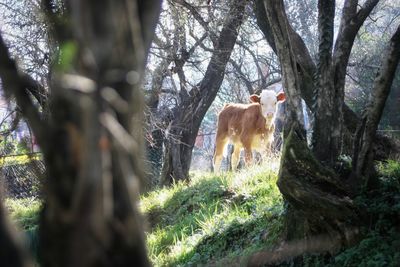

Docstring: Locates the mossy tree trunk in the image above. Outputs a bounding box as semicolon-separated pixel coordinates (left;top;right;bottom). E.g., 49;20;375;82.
278;127;357;240
255;0;399;244
351;25;400;189
254;0;395;157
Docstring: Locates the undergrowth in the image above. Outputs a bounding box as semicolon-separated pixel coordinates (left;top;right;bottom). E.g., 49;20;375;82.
5;197;41;262
295;160;400;267
329;160;400;267
5;197;41;230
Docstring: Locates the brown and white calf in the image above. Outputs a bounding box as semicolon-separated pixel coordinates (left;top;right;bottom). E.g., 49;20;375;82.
213;90;285;171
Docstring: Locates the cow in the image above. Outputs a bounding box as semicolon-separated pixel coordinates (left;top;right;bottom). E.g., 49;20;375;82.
213;90;286;172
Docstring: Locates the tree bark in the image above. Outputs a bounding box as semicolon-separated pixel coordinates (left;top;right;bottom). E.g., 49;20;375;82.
263;0;305;135
254;0;391;159
0;0;161;266
278;126;357;240
258;0;393;243
312;0;339;165
160;0;248;185
352;25;400;188
262;0;357;241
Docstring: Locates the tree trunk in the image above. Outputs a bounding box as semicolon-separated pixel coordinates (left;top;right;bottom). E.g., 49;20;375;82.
160;0;247;185
263;0;305;135
351;25;400;189
254;0;396;159
278;126;357;240
262;0;357;241
258;0;392;243
145;57;174;186
0;0;161;266
312;0;340;165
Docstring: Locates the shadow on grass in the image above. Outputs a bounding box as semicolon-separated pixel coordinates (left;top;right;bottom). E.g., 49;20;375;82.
144;170;285;265
170;211;284;266
146;175;232;230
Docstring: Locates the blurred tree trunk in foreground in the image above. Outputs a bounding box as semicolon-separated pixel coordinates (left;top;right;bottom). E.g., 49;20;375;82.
0;0;162;266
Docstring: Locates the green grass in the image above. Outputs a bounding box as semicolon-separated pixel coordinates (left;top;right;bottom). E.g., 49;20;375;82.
4;159;399;267
4;197;41;265
140;160;284;266
5;197;42;230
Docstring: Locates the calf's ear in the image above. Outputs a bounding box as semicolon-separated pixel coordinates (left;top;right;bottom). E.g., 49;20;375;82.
276;91;286;102
250;94;260;103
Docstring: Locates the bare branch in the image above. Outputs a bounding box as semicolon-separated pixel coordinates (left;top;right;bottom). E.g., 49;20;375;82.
0;33;47;149
235;39;266;88
229;59;254;94
333;0;380;90
172;0;218;45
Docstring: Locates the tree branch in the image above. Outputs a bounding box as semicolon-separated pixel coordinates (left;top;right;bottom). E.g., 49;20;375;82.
172;0;218;45
229;59;255;94
333;0;380;93
0;33;48;150
21;73;48;108
353;24;400;183
235;39;267;88
255;0;316;110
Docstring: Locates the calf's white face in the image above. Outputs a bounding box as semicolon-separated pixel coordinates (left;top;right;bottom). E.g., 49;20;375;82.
250;90;286;120
260;90;279;119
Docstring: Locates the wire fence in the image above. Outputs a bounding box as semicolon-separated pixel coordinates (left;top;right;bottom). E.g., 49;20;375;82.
1;130;398;198
1;157;44;199
377;130;400;139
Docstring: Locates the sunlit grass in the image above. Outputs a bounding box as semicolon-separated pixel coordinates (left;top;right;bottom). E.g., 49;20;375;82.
0;153;42;166
4;197;42;230
4;158;399;266
140;158;284;266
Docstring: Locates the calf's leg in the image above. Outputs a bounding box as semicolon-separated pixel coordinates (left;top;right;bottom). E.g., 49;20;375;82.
231;144;242;171
213;135;228;172
241;136;253;167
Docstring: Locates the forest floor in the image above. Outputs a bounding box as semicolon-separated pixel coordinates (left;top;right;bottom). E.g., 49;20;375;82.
4;159;400;266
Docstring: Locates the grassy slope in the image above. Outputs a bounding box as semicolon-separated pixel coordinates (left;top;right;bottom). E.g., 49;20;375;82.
4;159;400;267
141;160;400;267
141;160;284;266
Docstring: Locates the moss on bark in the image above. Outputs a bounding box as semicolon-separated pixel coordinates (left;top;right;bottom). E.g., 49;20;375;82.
278;127;359;241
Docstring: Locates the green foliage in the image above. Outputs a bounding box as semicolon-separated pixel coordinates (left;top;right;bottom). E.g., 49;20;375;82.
5;197;42;230
0;137;32;158
5;198;41;265
298;160;400;267
57;41;77;71
377;160;400;181
331;230;400;267
141;162;284;266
